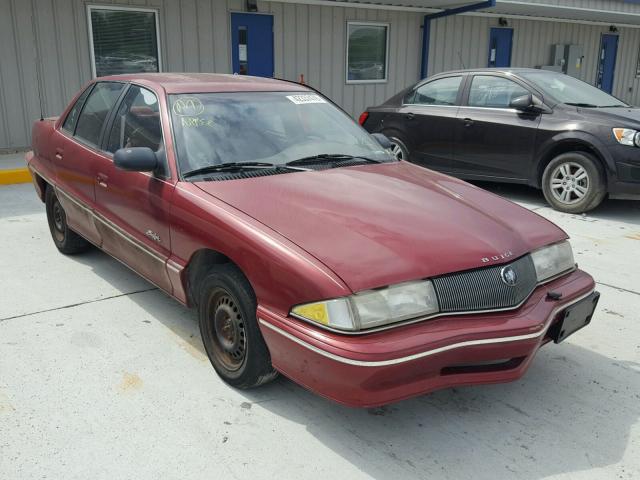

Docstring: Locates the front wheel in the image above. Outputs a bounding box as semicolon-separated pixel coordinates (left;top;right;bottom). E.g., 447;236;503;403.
198;264;277;389
541;152;606;213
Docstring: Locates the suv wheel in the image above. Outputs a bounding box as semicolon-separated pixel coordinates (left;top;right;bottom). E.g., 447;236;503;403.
45;186;91;254
542;152;606;213
388;137;409;161
198;264;277;389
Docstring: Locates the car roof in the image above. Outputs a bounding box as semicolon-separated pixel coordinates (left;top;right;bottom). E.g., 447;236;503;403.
95;73;310;94
430;67;544;77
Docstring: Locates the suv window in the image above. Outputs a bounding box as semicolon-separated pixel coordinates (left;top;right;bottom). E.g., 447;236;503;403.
62;86;93;134
107;85;162;153
468;75;529;108
407;76;462;106
75;82;124;147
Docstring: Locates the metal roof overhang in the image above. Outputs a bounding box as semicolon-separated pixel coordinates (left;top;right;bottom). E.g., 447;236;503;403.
318;0;640;26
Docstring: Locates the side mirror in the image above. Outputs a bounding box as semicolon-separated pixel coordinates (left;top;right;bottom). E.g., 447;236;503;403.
510;93;534;111
371;132;393;150
510;93;548;113
114;147;158;172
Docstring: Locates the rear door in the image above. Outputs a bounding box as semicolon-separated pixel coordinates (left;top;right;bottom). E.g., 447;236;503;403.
400;75;463;171
452;73;541;180
53;81;125;245
94;84;174;293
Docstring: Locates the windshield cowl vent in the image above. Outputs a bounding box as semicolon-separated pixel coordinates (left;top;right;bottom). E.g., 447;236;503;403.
200;168;296;182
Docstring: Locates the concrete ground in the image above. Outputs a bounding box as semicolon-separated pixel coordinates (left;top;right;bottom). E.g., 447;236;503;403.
1;181;638;480
0;152;28;171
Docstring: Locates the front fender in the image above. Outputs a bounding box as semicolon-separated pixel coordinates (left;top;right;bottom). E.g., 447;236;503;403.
534;131;616;184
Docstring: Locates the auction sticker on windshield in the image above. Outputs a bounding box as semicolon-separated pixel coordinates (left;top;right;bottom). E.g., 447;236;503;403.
286;94;326;105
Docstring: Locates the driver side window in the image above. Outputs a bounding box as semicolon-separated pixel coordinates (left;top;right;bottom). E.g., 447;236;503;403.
107;85;163;154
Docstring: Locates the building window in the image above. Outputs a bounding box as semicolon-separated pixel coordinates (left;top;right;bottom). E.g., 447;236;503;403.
346;22;389;84
87;6;161;78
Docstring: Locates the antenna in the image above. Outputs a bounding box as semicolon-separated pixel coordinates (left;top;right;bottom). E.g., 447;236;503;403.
29;1;45;121
458;51;467;70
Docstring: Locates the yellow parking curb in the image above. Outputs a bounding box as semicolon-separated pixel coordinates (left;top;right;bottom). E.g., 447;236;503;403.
0;168;31;185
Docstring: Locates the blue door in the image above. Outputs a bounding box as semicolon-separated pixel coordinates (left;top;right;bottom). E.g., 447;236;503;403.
230;13;274;77
488;28;513;68
597;34;618;93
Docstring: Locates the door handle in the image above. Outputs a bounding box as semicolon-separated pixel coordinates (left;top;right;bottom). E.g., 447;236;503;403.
405;112;415;120
463;118;475;127
96;173;108;188
54;148;63;161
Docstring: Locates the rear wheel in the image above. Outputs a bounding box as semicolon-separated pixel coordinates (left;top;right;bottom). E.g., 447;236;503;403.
541;152;606;213
198;264;277;389
45;186;90;254
388;136;409;161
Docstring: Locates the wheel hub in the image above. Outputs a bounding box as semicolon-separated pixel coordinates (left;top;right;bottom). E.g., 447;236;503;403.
550;162;590;205
209;291;246;371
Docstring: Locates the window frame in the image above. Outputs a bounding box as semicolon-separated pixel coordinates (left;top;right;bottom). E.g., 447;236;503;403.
86;4;163;78
404;75;465;107
345;21;390;85
61;84;95;134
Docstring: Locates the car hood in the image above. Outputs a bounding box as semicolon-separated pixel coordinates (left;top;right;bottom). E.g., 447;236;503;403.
194;162;566;293
577;106;640;127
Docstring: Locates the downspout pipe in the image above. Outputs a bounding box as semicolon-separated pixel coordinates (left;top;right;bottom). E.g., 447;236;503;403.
420;0;497;78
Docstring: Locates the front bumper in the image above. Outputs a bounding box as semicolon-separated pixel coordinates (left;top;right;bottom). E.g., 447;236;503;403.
258;269;596;407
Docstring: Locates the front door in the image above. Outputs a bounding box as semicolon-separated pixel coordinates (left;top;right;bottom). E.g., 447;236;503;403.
597;34;618;94
230;13;274;77
488;28;513;68
94;84;174;294
453;74;540;180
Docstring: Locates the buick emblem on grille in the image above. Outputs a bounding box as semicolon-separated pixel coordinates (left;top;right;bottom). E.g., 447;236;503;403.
500;265;518;286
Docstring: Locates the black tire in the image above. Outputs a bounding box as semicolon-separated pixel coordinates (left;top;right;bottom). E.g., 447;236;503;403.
387;136;410;162
198;264;277;389
541;152;606;214
45;186;91;254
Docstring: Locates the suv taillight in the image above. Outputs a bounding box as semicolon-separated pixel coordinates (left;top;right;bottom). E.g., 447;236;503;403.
358;111;369;126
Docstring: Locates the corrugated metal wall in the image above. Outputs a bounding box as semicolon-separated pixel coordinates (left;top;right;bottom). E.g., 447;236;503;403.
428;14;640;105
0;0;423;150
1;0;640;150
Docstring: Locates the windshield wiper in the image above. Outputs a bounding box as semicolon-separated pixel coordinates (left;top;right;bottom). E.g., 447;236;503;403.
564;102;598;108
182;162;278;178
286;154;382;167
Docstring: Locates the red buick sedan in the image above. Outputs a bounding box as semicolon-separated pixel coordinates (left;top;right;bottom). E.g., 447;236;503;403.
26;74;599;407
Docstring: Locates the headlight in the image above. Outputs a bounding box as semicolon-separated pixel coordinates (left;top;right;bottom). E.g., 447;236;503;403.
291;280;439;331
530;241;575;282
612;128;640;147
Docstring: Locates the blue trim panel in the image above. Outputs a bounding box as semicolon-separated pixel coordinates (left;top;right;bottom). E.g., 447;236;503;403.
420;0;496;78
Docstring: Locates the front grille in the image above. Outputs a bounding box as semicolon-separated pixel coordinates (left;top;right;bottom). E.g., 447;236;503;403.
432;255;537;313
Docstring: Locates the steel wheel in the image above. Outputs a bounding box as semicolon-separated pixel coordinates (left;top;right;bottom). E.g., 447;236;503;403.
51;198;66;243
389;141;404;161
208;288;247;371
549;161;590;206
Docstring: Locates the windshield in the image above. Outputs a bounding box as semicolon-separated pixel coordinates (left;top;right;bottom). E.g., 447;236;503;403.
518;71;628;107
169;91;391;174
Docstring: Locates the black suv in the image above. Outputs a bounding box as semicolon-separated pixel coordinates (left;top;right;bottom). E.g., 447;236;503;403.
360;68;640;213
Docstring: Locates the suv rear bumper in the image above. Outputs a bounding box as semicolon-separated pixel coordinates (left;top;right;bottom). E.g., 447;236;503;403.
258;269;595;407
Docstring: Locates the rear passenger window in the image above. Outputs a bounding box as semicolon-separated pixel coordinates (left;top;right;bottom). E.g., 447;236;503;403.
408;76;462;106
62;86;93;134
468;75;529;108
106;86;162;153
75;82;124;147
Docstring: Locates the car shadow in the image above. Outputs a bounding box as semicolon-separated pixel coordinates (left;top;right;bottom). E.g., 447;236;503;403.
67;249;638;480
471;181;640;226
